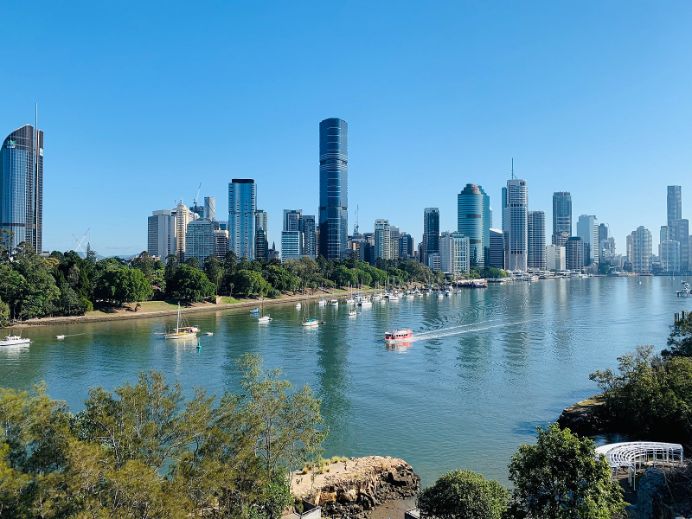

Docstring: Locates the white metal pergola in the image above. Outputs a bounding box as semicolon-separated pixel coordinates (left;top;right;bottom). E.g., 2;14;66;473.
595;441;684;489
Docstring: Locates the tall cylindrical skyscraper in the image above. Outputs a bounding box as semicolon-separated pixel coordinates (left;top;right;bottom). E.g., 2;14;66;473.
319;118;348;260
0;125;44;252
457;184;489;267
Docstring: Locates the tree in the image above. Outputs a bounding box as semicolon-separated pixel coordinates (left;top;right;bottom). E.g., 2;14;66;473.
662;311;692;358
94;267;153;306
507;424;625;519
167;264;216;303
0;298;9;327
418;470;509;519
233;270;272;297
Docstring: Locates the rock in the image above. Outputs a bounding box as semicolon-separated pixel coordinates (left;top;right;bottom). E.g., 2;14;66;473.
291;456;421;518
557;396;608;436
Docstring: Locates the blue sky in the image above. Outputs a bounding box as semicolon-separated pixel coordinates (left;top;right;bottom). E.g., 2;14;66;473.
2;1;691;255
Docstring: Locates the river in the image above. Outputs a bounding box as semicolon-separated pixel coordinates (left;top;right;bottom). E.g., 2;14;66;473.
1;276;690;484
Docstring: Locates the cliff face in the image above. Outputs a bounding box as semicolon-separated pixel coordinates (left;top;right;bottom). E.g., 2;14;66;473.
291;456;420;518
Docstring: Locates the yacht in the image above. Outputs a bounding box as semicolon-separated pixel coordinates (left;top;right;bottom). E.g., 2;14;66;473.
257;315;272;323
302;317;320;328
0;335;31;347
348;309;357;318
164;304;198;340
328;299;339;306
359;298;372;308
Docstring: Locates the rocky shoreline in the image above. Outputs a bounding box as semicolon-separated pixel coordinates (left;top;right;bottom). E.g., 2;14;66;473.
556;396;609;436
290;456;420;518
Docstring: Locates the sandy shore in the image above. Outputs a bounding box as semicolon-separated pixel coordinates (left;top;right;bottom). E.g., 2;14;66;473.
8;287;377;329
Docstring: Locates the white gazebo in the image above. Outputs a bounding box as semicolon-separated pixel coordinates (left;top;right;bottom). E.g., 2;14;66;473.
595;441;684;488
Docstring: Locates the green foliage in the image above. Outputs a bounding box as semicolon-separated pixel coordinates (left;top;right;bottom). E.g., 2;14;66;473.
0;299;9;327
94;266;153;306
263;264;301;293
0;355;324;518
234;269;272;297
662;311;692;358
166;264;216;303
418;469;509;519
507;424;625;519
590;346;692;443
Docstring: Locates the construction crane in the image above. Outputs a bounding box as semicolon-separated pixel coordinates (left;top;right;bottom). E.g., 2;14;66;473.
193;182;202;208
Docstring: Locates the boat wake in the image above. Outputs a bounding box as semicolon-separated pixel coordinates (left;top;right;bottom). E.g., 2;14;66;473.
411;318;538;342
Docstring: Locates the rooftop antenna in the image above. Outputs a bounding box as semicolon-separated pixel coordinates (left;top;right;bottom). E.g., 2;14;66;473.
354;204;359;234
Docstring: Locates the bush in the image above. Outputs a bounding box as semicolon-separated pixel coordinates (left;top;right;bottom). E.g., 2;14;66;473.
418;469;509;519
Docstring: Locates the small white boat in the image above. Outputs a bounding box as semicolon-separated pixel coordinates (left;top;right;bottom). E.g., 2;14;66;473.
295;302;302;309
302;317;320;328
250;307;260;314
318;299;327;307
0;335;31;347
438;293;444;299
204;331;214;336
328;299;339;306
348;310;357;317
56;335;65;340
345;298;356;305
406;294;415;301
165;304;198;340
258;315;272;323
359;299;372;308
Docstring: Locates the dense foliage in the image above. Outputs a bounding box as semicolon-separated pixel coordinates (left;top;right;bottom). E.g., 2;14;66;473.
507;424;625;519
0;354;324;518
418;469;509;519
0;238;442;324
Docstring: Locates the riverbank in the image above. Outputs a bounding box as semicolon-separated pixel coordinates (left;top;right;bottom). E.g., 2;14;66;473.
7;287;376;329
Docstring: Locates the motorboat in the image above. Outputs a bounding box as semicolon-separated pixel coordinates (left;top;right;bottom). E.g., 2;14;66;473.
295;302;302;309
56;335;65;340
359;298;372;308
0;335;31;347
345;298;356;305
258;315;272;323
384;329;413;342
348;310;357;318
677;281;690;298
302;317;320;328
328;299;339;306
318;299;327;307
204;331;214;336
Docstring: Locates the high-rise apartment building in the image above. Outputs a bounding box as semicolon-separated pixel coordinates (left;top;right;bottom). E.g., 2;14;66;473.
629;226;652;273
552;192;572;246
185;218;215;263
670;218;689;273
660;240;681;274
502;179;528;271
439;231;470;276
527;210;546;270
302;215;317;259
318;118;348;260
204;196;217;221
147;209;176;259
546;244;566;271
0;124;44;252
422;208;440;265
254;228;268;261
577;215;599;265
173;201;197;258
228;179;256;260
389;225;400;260
374;219;391;261
457;184;490;267
214;229;229;259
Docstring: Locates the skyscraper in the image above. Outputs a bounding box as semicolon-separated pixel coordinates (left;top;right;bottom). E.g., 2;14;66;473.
457;184;489;267
185;218;215;264
214;229;229;259
667;185;682;227
527;210;546;270
228;179;256;260
439;231;470;275
204;196;217;221
488;228;505;269
254;228;268;261
389;225;400;260
302;215;317;259
577;215;599;265
399;233;414;259
0;124;44;252
670;218;689;272
147;209;176;259
502;179;528;271
566;237;584;270
374;219;391;261
318;118;348;260
422;208;440;265
629;226;652;273
552;192;572;246
173;201;197;258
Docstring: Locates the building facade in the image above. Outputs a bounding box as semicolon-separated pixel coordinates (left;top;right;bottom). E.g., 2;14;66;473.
488;228;505;269
147;209;176;259
527;210;546;270
302;215;317;258
629;226;652;273
318;118;348;260
577;214;599;265
546;244;566;271
374;219;391;261
439;231;470;276
457;184;490;267
668;185;682;227
422;208;440;265
552;192;572;246
173;201;197;258
204;196;217;221
502;179;528;271
185;218;215;264
399;233;414;259
660;239;681;274
228;178;256;260
565;236;584;271
0;125;44;252
214;229;229;259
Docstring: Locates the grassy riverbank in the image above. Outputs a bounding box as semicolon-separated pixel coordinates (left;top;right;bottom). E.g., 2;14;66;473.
7;287;371;328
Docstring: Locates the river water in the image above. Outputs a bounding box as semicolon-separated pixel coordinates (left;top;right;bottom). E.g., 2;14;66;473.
1;276;690;484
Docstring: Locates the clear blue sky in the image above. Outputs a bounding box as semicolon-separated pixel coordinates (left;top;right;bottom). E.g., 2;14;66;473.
2;1;691;255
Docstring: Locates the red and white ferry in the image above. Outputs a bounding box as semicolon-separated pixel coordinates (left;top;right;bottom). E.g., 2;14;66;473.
384;328;413;342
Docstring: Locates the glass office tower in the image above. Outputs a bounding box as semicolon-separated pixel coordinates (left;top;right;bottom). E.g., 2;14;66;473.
228;179;256;260
0;125;44;252
318;118;348;260
457;184;489;267
552;192;572;246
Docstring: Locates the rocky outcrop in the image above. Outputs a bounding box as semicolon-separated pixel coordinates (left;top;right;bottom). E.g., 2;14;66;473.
557;396;608;436
291;456;420;518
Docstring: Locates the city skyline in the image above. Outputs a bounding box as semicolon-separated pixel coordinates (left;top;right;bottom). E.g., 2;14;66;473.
2;2;692;255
